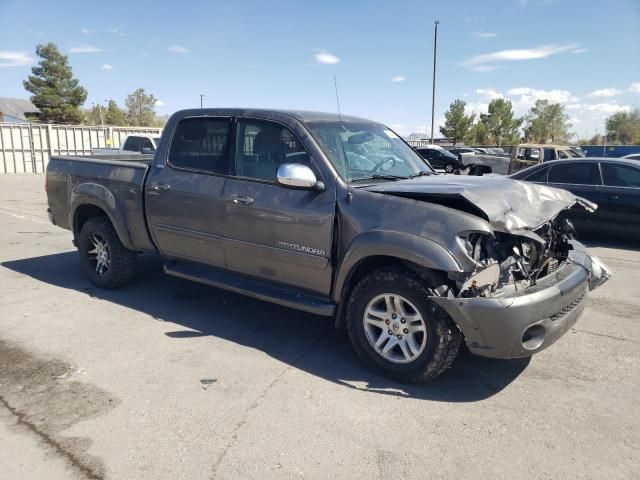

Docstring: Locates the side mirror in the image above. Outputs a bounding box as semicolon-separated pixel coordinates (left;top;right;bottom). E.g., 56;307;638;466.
277;163;324;190
141;147;154;154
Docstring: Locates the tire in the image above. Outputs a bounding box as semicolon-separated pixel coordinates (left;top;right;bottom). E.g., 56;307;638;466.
444;162;456;174
78;216;138;289
346;267;461;383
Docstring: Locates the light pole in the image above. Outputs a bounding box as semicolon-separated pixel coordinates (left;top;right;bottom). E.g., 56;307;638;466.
430;20;440;144
200;94;205;109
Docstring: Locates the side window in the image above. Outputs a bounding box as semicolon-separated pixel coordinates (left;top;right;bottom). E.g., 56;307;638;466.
168;117;231;174
602;164;640;188
123;136;141;152
418;149;433;159
524;167;548;182
141;138;154;151
236;120;309;181
548;162;600;185
557;150;569;159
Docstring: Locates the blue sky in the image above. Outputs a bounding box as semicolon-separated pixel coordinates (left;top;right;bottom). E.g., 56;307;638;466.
1;0;639;138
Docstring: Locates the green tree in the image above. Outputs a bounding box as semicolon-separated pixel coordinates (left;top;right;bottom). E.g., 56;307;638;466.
605;109;640;144
464;121;490;145
125;88;157;126
23;42;87;124
105;100;128;126
439;99;475;145
481;98;522;147
84;104;105;126
523;100;571;143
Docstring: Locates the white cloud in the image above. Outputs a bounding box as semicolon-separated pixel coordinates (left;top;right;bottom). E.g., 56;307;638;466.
476;88;504;100
506;87;577;111
155;100;165;107
472;32;497;38
463;42;581;70
585;103;631;115
106;26;127;37
314;51;340;65
391;75;406;82
470;65;497;72
466;102;489;116
587;88;622;98
565;103;583;110
100;64;113;70
629;82;640;93
81;28;96;34
0;50;33;67
168;45;189;54
571;48;587;54
69;45;103;53
570;117;582;125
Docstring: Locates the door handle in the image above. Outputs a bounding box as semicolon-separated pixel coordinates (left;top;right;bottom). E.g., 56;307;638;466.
607;195;619;200
150;183;170;192
230;194;254;205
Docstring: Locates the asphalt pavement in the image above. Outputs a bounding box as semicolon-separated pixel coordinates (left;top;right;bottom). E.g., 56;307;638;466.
0;174;638;480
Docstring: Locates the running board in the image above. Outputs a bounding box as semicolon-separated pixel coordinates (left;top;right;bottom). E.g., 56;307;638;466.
163;262;336;317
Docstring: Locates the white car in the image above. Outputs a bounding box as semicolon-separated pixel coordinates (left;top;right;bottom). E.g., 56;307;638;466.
622;153;640;161
93;134;161;155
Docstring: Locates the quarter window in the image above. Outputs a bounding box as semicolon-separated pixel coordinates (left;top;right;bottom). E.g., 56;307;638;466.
168;117;231;174
548;162;601;185
601;163;640;188
236;120;310;181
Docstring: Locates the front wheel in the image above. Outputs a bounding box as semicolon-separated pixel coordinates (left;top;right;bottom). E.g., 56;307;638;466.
346;267;462;383
78;216;138;289
444;162;456;174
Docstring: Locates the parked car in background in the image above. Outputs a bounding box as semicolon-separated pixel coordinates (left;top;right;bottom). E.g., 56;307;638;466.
45;108;610;382
414;144;462;173
508;143;585;173
448;146;511;175
622;153;640;161
92;134;161;155
510;158;640;236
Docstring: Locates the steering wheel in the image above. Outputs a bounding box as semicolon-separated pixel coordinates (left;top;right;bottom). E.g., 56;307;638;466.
372;156;396;172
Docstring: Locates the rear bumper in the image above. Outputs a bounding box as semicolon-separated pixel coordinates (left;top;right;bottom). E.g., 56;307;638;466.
431;241;610;359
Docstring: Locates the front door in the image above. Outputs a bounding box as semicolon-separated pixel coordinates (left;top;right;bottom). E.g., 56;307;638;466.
223;118;336;296
145;116;233;267
598;162;640;234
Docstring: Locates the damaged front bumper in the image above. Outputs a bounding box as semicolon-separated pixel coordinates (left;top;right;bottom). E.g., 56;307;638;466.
430;241;611;359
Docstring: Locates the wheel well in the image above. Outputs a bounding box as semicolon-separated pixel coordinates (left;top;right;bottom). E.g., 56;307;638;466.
334;255;447;329
74;204;108;237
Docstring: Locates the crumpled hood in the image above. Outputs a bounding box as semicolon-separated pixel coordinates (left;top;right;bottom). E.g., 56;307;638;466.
362;175;596;234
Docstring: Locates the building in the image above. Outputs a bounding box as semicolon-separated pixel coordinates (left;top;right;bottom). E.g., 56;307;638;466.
0;97;39;123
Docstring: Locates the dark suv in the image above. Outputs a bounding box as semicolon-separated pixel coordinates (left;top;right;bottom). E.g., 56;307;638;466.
414;145;462;173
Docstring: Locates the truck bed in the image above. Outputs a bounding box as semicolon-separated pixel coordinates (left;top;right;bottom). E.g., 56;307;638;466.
46;154;156;252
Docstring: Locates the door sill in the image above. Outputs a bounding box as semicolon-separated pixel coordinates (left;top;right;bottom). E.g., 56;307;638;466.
164;261;336;317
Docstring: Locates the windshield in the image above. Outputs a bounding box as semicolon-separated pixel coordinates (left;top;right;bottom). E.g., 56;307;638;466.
307;121;434;181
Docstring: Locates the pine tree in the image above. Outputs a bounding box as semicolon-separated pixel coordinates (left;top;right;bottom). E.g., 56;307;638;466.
125;88;157;127
439;99;475;145
23;43;87;124
481;99;522;147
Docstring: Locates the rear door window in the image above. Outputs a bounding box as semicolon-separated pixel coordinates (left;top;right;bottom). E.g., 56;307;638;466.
548;162;601;185
524;167;549;182
123;136;142;152
168;117;231;174
601;163;640;188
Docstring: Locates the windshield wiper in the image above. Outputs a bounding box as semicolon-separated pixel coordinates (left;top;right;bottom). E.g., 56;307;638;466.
409;170;433;178
350;173;409;183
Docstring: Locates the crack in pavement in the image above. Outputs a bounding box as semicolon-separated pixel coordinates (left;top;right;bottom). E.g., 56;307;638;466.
0;395;103;480
0;339;118;480
571;327;640;344
209;332;328;479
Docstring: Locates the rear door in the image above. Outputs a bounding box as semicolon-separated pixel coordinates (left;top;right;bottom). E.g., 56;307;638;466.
222;118;336;296
598;162;640;234
145;116;233;267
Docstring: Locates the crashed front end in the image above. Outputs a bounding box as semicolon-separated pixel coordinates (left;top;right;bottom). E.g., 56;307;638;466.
434;215;611;359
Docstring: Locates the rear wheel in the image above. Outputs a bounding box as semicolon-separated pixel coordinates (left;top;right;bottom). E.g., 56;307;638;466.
346;267;461;383
78;216;138;289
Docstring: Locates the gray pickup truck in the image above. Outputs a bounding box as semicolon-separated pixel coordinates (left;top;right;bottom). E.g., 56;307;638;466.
46;108;611;382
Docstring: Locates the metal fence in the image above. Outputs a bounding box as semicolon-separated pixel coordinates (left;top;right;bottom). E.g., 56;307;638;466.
0;123;162;174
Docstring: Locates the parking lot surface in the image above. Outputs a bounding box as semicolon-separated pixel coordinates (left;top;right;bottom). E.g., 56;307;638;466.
0;174;638;480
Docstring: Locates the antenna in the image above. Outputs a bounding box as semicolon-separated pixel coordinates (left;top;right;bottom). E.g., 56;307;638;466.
333;74;342;123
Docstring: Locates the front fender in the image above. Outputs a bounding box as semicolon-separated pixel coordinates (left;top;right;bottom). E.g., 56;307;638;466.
332;230;462;302
69;183;135;250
